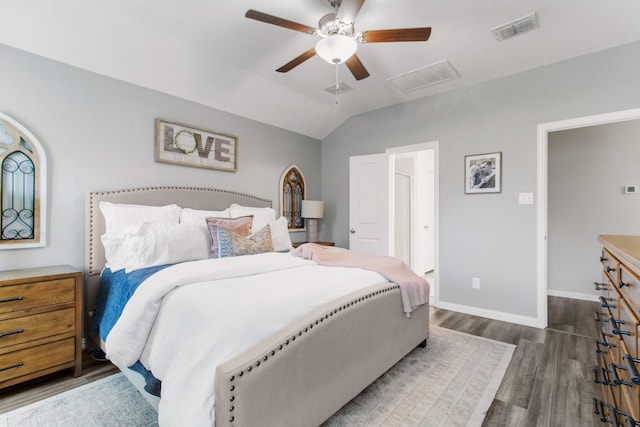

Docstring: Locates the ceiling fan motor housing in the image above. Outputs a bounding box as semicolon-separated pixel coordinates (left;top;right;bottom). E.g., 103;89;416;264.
318;12;354;37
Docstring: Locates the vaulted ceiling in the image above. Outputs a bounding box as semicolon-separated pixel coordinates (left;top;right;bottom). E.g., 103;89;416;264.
3;0;640;139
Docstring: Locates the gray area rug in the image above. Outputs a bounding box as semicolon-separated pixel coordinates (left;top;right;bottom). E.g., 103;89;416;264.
0;327;514;427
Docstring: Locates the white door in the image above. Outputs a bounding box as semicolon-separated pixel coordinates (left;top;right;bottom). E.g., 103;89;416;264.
349;153;392;255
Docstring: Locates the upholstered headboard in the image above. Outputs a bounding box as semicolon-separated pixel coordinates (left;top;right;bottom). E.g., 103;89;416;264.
83;186;272;329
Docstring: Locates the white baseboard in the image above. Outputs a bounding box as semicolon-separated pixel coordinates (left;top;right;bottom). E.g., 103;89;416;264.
435;291;598;329
435;301;540;328
547;289;599;302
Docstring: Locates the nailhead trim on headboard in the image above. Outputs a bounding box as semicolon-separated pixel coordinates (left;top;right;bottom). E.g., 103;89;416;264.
225;284;400;426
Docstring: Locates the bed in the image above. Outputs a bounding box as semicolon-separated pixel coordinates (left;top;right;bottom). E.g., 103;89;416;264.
84;186;430;427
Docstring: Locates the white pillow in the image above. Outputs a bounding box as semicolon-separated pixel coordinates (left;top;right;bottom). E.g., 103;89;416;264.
180;207;232;253
229;203;276;234
113;222;209;273
267;216;293;252
180;207;231;224
101;234;129;271
100;202;181;236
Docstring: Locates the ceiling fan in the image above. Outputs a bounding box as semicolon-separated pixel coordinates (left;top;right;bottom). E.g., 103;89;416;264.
245;0;431;81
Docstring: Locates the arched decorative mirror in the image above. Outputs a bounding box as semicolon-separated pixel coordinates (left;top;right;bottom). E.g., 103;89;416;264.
279;165;306;230
0;113;47;249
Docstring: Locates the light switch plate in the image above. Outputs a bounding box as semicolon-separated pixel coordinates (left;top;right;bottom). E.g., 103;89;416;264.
519;192;534;205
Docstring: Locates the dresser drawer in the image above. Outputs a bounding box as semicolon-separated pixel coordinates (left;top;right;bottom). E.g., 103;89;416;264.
620;264;640;314
0;308;75;349
0;337;75;383
617;298;640;358
615;349;640;421
0;278;76;314
601;248;620;283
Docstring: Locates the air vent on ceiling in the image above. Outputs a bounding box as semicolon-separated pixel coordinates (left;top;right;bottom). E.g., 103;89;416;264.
388;60;461;93
491;12;539;41
324;82;353;95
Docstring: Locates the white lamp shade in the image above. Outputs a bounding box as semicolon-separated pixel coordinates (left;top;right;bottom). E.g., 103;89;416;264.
315;35;357;64
301;200;324;219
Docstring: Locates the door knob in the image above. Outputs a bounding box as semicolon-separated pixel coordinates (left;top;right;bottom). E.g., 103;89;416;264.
350;229;356;234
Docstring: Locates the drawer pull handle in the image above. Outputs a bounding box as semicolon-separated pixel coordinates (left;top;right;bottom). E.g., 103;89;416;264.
0;296;23;304
594;281;607;291
594;397;626;426
593;398;609;423
606;266;616;273
0;362;24;372
0;328;24;338
600;255;608;263
594;367;616;386
623;355;640;386
610;362;633;387
599;332;616;347
619;280;630;289
599;296;616;308
609;318;631;336
595;312;613;323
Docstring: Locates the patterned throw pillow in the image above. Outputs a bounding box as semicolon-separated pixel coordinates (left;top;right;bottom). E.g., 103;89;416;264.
206;216;253;258
210;224;273;258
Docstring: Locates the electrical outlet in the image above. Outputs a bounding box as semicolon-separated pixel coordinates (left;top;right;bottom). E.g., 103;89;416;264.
472;277;480;289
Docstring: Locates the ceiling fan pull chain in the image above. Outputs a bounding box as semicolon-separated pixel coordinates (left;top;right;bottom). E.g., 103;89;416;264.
335;63;340;104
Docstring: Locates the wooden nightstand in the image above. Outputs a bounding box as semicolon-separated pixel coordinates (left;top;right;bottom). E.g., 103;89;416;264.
0;265;83;389
292;241;335;248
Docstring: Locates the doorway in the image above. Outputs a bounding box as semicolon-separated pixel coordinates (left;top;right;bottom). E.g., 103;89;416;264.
387;142;438;303
537;107;640;328
348;141;439;304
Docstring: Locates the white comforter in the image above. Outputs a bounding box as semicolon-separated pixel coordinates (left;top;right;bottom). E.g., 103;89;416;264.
105;252;389;426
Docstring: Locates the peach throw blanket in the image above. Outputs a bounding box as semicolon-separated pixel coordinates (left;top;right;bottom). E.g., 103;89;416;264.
291;243;430;316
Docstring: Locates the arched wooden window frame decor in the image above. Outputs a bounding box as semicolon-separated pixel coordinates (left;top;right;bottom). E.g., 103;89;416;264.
0;113;47;249
279;165;306;230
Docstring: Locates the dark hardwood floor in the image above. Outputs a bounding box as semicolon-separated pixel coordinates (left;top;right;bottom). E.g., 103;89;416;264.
0;296;602;426
432;296;602;427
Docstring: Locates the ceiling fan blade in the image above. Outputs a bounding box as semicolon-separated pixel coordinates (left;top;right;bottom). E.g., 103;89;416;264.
245;9;315;35
345;54;370;80
337;0;365;24
276;49;317;73
361;27;431;43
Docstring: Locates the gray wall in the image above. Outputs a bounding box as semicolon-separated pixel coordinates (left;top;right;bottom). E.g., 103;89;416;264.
0;43;321;271
548;120;640;296
321;41;640;319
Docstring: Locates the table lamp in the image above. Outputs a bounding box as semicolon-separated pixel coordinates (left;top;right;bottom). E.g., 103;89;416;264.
301;200;324;243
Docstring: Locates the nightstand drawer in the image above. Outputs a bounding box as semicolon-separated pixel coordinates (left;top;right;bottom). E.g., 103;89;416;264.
0;278;76;314
0;337;75;383
0;308;75;348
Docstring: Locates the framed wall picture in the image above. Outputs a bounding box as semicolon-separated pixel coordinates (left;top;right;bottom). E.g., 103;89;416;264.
156;119;237;172
465;152;501;194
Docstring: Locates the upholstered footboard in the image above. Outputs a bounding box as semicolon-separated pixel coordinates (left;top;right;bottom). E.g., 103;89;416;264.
215;283;429;427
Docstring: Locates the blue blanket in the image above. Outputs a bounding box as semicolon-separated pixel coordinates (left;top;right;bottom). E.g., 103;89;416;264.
90;265;171;397
90;265;172;341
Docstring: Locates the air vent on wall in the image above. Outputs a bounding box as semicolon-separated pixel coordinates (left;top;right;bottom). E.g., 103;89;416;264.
388;60;460;93
491;12;539;41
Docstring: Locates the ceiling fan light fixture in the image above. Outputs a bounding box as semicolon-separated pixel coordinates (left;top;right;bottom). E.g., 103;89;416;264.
315;35;357;64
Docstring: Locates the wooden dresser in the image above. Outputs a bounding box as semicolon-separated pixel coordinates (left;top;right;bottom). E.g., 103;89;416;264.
0;265;82;389
594;235;640;424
